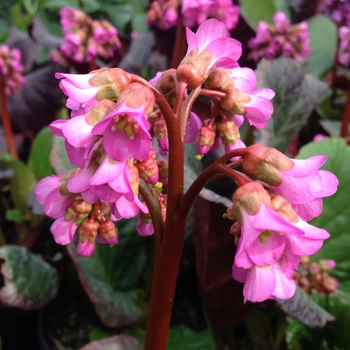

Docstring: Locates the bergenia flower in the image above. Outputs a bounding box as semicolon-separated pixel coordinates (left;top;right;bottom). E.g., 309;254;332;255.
339;26;350;67
227;181;331;303
0;45;25;96
241;145;339;221
177;18;242;89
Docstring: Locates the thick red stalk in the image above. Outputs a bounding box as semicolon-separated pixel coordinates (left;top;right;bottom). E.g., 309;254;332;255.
170;21;187;69
0;78;18;160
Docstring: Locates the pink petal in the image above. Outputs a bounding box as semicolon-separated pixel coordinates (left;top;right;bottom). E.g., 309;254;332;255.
285;235;324;256
272;264;296;299
90;157;125;185
232;263;248;283
51;217;77;245
243;265;276;303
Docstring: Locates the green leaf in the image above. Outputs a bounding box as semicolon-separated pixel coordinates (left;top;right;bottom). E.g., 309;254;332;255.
93;219;148;291
254;57;328;152
5;209;26;223
240;0;276;29
109;5;134;34
0;245;58;310
131;13;148;33
66;220;146;327
50;135;75;175
1;157;37;213
276;287;334;328
167;325;216;350
28;126;55;180
297;138;350;301
286;294;350;350
306;15;337;79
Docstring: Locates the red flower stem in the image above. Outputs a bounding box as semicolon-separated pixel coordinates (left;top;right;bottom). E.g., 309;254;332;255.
0;78;18;160
341;84;350;138
144;82;185;350
170;21;187;69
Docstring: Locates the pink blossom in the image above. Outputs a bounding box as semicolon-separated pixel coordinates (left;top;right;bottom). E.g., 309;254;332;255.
182;0;214;28
271;156;339;221
185;18;242;70
92;102;152;161
51;216;78;245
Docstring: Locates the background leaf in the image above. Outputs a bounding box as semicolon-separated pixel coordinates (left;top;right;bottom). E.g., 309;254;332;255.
67;220;147;328
254;57;328;152
0;245;58;310
297;138;350;303
306;15;337;79
286;294;350;350
240;0;276;29
28;126;55;180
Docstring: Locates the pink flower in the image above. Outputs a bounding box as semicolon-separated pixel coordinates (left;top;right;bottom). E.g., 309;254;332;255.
92;102;152;162
185;18;242;69
182;0;213;28
271;155;339;221
228;182;331;303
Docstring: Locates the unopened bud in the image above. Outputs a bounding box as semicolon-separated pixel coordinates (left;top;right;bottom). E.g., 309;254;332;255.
176;49;213;89
196;126;216;156
219;87;250;115
85;99;117;125
136;147;159;185
205;68;233;91
117;83;155;115
242;144;294;186
157;158;169;185
155;69;177;93
319;259;336;271
79;219;99;241
270;195;298;222
98;220;118;242
217;119;239;145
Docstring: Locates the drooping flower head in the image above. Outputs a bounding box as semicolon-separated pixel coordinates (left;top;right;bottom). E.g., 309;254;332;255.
0;45;25;96
146;0;181;30
319;0;350;27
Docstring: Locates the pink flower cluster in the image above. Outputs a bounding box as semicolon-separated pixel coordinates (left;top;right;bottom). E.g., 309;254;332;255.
35;68;160;256
59;7;121;63
248;11;311;63
182;0;240;30
147;0;239;31
147;0;181;30
339;26;350;67
319;0;350;27
0;45;25;96
226;145;338;303
173;19;274;158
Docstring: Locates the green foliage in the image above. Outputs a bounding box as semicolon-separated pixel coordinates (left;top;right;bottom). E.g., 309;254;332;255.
67;219;149;328
254;57;328;153
167;325;216;350
28;126;55;180
0;245;59;310
286;294;350;350
298;138;350;302
306;15;337;79
240;0;277;29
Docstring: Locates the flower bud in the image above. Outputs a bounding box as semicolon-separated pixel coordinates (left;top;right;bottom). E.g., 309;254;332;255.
155;69;177;94
270;195;298;223
176;49;213;90
85;99;117;125
98;220;118;243
196;126;216;157
136;147;159;185
319;259;336;271
117;83;155;115
217;119;239;145
219;86;250;115
79;219;99;241
205;68;234;92
242;144;294;186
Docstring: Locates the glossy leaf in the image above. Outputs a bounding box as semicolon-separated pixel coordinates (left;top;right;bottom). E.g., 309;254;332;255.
276;287;334;328
306;15;337;79
297;138;350;302
0;245;58;310
67;220;147;328
254;57;328;152
28;126;55;180
286;294;350;349
240;0;276;29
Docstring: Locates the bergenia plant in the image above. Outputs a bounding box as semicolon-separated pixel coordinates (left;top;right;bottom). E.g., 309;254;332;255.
147;0;240;30
248;11;311;63
35;18;338;349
